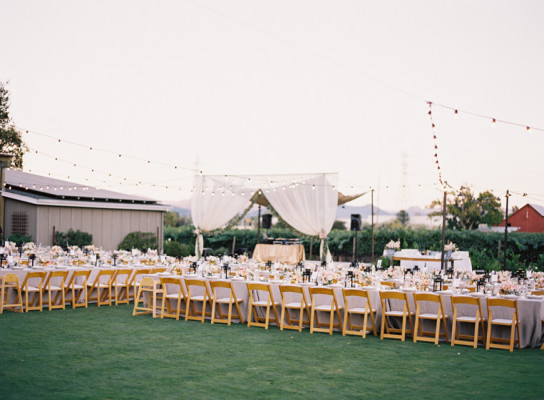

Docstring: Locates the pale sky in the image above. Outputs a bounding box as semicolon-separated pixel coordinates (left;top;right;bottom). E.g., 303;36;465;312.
1;0;543;212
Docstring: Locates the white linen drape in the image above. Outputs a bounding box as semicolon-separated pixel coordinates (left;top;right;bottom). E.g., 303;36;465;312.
264;174;338;261
190;173;339;259
191;175;253;256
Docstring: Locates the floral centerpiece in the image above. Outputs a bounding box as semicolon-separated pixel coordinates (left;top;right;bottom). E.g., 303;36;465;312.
384;240;400;257
499;281;522;296
444;242;458;259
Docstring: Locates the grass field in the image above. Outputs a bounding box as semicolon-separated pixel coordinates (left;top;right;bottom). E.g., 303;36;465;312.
1;304;543;399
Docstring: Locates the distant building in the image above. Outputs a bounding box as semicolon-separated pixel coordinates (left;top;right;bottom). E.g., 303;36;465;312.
497;204;544;233
1;170;168;251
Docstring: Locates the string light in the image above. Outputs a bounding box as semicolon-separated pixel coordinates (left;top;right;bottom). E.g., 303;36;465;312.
428;102;448;191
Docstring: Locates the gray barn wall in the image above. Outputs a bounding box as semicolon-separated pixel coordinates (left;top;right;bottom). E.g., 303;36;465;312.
4;198;164;251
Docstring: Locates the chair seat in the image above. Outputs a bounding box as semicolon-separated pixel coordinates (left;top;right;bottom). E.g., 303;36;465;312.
315;305;342;312
216;297;241;303
22;286;41;292
285;301;305;308
347;307;377;314
48;285;63;291
492;318;517;325
419;313;448;319
189;295;207;301
165;294;184;300
253;300;280;307
385;310;413;317
457;316;480;322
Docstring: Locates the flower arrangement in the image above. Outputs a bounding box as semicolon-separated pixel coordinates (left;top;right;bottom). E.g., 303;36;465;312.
385;240;400;250
499;281;522;295
444;242;458;252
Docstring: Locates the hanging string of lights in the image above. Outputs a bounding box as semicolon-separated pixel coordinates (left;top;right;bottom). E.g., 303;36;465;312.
20;127;200;173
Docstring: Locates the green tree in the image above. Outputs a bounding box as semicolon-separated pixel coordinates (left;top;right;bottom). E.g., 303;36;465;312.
332;220;347;230
429;186;502;230
396;210;410;226
164;211;191;227
0;82;27;168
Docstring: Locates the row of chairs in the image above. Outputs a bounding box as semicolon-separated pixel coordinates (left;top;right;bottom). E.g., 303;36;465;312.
0;268;166;312
132;278;530;351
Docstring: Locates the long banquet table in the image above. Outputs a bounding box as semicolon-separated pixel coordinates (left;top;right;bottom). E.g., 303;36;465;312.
142;273;544;348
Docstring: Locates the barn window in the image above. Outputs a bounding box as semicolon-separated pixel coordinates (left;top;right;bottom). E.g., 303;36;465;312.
11;212;28;236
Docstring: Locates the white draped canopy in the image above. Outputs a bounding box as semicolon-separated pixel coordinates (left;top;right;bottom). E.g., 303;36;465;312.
191;173;339;259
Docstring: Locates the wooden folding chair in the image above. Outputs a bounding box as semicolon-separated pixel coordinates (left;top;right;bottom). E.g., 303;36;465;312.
128;268;151;301
43;270;69;310
309;287;343;335
451;295;485;348
160;277;186;320
64;270;91;308
279;285;310;332
413;293;449;345
342;288;377;338
20;271;47;312
380;290;414;341
1;273;23;313
185;279;212;323
86;269;115;306
133;277;162;316
210;280;244;325
486;298;521;352
246;282;280;329
112;268;133;305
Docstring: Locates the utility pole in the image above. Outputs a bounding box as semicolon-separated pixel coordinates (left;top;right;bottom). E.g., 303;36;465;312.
503;190;510;271
371;189;375;263
440;190;447;273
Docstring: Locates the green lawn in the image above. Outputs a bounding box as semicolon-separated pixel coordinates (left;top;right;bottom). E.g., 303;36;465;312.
1;304;543;399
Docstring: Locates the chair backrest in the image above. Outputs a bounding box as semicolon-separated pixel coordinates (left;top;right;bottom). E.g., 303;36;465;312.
46;270;68;287
114;268;133;284
185;279;210;297
210;280;232;290
451;295;481;307
131;269;151;284
21;271;47;288
139;277;157;288
160;276;186;296
414;292;441;304
73;270;91;283
309;286;338;302
279;284;305;295
247;282;275;303
381;281;396;288
343;288;371;302
153;267;167;273
380;290;411;313
487;298;518;315
97;269;116;284
4;273;20;285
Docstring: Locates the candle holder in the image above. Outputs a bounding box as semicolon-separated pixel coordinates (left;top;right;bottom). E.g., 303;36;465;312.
0;253;6;268
17;241;24;258
321;260;327;268
303;268;311;283
83;248;89;256
190;262;198;273
95;253;100;266
297;261;304;272
113;253;118;266
433;275;443;292
476;278;486;292
222;263;230;279
446;267;454;280
483;271;491;283
266;261;272;270
413;265;420;273
29;254;36;267
350;260;359;268
346;270;354;288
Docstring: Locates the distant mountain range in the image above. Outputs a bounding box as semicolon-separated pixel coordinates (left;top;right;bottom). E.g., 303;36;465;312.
165;199;434;219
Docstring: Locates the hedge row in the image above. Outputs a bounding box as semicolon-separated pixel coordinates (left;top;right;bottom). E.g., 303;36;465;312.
164;225;544;271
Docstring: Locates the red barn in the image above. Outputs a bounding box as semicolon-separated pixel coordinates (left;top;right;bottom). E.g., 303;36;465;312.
498;204;544;233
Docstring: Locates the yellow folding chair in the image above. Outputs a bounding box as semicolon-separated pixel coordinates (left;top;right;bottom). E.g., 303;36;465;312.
309;287;343;335
210;280;244;325
279;285;310;332
413;293;449;345
342;288;377;338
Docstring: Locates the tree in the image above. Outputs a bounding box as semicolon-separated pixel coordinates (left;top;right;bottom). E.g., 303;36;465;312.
0;81;27;168
164;211;191;227
396;210;410;226
428;186;502;230
332;220;347;230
